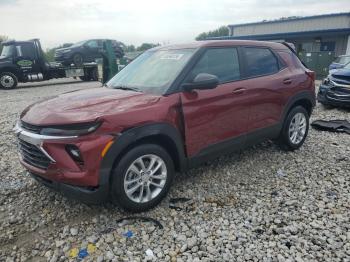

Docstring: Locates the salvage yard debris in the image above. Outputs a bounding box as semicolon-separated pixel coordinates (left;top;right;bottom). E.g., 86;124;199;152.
311;119;350;134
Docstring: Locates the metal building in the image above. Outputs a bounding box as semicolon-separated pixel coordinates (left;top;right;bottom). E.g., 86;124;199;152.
217;13;350;77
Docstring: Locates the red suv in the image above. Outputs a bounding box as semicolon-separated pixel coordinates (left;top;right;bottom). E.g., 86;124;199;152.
15;40;315;212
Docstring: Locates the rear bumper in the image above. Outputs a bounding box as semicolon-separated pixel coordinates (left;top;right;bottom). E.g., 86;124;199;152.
30;172;109;204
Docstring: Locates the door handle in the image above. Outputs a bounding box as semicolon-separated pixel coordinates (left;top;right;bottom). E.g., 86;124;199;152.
283;78;292;85
232;87;246;94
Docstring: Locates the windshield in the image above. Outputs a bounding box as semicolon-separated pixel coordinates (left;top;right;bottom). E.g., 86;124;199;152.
344;62;350;70
335;56;350;64
107;48;196;95
0;45;15;58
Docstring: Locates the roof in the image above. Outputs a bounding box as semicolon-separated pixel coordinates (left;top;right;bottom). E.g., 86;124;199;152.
208;28;350;41
1;40;35;45
152;40;289;50
228;12;350;28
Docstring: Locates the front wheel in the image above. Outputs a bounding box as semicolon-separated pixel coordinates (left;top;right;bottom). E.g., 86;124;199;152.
110;144;174;212
0;72;18;89
277;106;309;151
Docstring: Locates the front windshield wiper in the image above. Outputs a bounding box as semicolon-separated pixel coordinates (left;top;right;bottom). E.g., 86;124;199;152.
112;85;142;92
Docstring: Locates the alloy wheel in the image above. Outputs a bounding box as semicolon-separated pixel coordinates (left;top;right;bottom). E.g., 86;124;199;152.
288;112;307;144
123;154;167;203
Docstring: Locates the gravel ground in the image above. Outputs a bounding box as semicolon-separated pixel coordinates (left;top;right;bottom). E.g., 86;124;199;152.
0;79;349;262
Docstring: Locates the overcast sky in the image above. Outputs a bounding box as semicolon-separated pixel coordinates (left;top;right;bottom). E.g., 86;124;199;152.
0;0;349;49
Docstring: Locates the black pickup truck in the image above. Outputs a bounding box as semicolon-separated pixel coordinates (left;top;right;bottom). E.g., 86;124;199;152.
0;39;98;89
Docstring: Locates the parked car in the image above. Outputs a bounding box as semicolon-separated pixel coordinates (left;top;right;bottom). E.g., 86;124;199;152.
329;55;350;71
318;62;350;108
14;40;315;212
54;39;124;66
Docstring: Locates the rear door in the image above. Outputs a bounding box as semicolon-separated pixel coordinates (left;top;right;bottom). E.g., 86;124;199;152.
239;47;289;133
180;47;250;157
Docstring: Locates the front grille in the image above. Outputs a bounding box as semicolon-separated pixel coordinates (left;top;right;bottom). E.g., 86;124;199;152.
21;121;42;134
18;138;51;169
332;75;350;83
326;91;350;102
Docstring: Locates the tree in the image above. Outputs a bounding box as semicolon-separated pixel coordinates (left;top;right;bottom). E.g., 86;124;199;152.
136;43;159;52
125;45;136;52
44;43;73;62
0;35;9;53
195;26;229;41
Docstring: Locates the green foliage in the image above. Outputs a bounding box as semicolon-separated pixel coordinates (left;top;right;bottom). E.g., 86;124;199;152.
125;45;136;52
0;35;9;53
136;43;159;51
195;26;229;40
44;43;73;62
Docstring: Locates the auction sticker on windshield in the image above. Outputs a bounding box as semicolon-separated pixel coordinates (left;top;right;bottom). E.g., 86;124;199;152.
160;54;184;60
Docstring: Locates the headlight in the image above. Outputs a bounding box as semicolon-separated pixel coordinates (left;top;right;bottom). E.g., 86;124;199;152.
61;49;72;53
40;121;101;136
323;77;330;85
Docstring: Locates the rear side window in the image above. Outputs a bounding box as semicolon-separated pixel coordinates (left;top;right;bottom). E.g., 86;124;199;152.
242;47;279;77
187;47;240;83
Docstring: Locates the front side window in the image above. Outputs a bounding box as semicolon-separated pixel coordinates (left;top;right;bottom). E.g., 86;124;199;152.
18;43;35;59
242;47;279;77
186;47;240;83
107;48;196;95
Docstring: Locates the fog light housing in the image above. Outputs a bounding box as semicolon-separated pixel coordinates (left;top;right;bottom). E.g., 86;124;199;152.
66;145;84;165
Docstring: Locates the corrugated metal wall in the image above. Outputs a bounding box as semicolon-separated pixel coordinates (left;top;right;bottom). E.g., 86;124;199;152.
231;14;350;36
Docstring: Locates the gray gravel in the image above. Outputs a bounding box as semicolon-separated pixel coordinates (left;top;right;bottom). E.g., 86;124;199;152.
0;79;349;261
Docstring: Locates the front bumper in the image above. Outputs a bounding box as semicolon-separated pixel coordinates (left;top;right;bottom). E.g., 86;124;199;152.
54;53;71;63
317;84;350;107
14;122;113;203
30;172;109;204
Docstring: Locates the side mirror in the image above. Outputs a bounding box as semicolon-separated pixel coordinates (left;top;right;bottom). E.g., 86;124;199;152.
182;73;219;91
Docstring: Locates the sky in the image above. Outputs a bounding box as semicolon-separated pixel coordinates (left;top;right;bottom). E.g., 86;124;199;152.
0;0;349;49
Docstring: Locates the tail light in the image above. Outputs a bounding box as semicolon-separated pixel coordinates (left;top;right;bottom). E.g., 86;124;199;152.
305;70;316;82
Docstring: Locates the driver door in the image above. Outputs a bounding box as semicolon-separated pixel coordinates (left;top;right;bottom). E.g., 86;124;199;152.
180;47;250;158
15;43;41;74
84;40;100;61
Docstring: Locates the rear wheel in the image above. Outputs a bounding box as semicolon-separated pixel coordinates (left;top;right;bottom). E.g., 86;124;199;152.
277;106;309;151
73;53;84;66
0;72;18;89
110;144;174;212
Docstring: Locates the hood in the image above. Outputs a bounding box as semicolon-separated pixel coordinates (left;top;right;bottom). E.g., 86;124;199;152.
331;68;350;78
21;88;161;125
55;46;76;53
0;56;12;64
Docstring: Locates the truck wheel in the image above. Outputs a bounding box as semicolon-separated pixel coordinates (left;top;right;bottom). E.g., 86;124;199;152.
73;53;84;66
0;72;18;89
277;106;309;151
91;67;98;81
79;76;90;81
110;144;174;212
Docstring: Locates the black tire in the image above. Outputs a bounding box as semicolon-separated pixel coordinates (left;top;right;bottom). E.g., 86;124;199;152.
277;106;309;151
321;103;334;109
0;72;18;89
110;144;174;212
90;67;98;81
72;53;84;66
79;76;90;81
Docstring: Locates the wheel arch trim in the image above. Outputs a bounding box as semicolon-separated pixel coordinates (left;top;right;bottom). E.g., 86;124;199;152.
99;122;187;186
281;90;315;121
